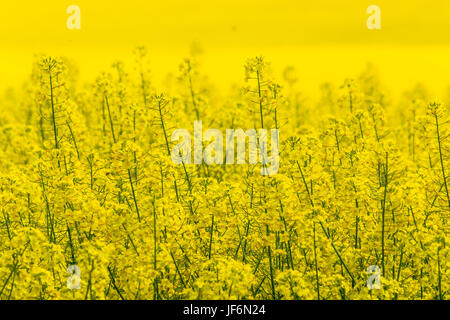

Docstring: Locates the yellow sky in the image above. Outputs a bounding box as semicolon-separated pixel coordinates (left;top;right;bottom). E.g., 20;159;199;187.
1;1;450;96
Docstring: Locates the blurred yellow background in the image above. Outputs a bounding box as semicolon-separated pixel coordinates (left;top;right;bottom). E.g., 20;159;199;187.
1;0;450;96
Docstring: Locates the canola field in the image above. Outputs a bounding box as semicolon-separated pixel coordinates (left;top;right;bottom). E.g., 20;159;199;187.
0;49;448;300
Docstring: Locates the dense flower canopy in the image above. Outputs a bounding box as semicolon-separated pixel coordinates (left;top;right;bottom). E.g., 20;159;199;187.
0;53;448;300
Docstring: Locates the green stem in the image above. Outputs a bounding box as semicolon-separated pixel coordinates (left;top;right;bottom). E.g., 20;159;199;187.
128;169;140;221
